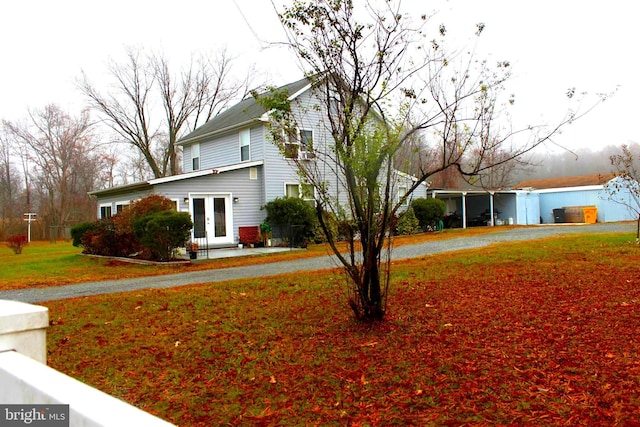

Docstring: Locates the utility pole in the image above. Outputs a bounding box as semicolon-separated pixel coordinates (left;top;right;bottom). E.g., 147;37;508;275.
23;213;37;242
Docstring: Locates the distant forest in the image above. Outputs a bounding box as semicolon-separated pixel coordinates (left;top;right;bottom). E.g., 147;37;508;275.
423;143;640;191
511;143;640;186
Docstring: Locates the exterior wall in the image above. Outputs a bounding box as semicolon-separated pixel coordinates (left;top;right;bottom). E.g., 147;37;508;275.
538;186;638;223
182;127;265;173
263;89;334;202
151;166;265;242
183;144;193;172
249;124;266;161
539;188;602;223
598;187;638;222
96;189;155;218
200;129;240;169
515;191;541;225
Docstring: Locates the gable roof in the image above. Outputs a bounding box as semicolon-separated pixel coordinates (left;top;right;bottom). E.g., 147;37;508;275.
514;173;616;190
177;76;313;146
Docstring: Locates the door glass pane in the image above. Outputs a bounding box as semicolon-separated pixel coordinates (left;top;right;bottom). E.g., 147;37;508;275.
193;198;206;238
213;197;226;237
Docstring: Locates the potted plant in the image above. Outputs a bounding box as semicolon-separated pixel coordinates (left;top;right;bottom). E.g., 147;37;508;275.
185;241;199;259
259;221;272;247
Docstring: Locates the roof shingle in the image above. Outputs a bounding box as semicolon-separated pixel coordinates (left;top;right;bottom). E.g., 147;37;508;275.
514;173;616;190
177;76;312;145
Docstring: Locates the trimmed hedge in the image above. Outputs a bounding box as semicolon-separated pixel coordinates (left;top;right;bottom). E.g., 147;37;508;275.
134;211;192;261
411;197;446;231
262;197;317;247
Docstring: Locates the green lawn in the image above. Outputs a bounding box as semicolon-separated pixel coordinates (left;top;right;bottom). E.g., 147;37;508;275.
42;233;640;426
0;226;503;291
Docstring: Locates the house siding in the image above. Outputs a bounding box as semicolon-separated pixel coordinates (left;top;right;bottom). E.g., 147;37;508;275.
200;130;238;168
539;188;602;223
263;89;332;201
95;189;155;218
183;145;193;172
151;166;266;242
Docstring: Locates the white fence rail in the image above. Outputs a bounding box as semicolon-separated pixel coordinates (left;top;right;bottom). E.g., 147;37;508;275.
0;300;175;427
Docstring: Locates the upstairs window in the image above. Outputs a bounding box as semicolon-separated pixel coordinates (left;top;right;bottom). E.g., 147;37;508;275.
283;129;315;160
240;129;250;161
298;129;315;159
192;143;200;171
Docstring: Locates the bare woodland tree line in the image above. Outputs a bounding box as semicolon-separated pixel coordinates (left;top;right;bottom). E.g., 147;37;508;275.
0;47;256;240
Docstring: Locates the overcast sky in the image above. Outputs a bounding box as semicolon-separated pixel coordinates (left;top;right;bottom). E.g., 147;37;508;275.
1;0;636;153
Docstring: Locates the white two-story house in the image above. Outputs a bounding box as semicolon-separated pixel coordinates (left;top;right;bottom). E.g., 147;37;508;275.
90;76;426;247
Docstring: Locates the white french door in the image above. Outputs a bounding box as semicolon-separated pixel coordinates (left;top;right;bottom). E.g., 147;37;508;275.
191;194;233;245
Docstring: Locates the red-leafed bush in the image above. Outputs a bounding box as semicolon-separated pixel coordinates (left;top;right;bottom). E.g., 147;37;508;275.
6;234;28;254
72;195;191;261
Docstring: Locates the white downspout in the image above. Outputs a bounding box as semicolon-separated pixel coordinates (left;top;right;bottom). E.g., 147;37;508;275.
489;191;495;226
462;192;467;229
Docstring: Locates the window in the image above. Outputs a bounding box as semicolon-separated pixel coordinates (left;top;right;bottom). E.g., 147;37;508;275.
300;183;315;203
99;204;112;219
192;143;200;171
115;202;130;214
249;167;258;180
282;128;314;160
398;186;409;206
285;183;300;198
299;129;315;159
285;183;315;205
240;129;250;161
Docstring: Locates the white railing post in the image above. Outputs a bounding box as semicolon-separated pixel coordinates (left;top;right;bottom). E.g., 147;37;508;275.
0;300;48;363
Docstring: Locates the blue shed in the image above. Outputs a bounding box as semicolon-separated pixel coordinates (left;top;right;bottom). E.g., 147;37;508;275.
515;174;638;223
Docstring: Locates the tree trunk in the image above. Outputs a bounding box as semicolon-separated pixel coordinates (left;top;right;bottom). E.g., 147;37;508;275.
357;232;385;321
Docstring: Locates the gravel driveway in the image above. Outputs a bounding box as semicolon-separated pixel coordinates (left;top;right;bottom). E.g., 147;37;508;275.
1;222;635;304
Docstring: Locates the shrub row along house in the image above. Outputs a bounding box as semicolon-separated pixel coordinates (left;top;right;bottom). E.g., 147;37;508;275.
90;77;426;247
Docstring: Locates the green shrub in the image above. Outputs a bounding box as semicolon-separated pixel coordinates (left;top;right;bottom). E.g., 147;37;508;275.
395;208;421;235
411;197;446;231
262;197;317;247
70;222;95;247
133;211;193;261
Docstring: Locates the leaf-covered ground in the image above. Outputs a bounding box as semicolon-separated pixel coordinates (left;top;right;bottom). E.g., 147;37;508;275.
44;233;640;426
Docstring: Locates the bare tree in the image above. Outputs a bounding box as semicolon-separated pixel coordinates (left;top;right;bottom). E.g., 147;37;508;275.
0;128;22;238
605;143;640;241
4;105;104;238
264;0;603;321
470;146;528;190
79;47;256;179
